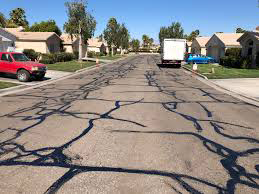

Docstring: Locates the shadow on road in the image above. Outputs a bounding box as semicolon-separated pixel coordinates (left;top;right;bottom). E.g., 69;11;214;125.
0;55;258;193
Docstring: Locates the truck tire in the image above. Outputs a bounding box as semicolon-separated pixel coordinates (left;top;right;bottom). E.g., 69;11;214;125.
17;69;30;82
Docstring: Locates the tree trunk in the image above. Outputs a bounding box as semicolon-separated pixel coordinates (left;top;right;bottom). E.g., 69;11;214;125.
120;46;123;55
79;33;83;61
111;47;114;56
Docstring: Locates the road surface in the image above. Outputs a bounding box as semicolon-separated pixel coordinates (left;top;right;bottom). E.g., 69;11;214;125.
0;55;258;194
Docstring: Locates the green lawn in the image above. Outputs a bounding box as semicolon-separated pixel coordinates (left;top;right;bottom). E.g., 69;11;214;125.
47;61;97;72
99;55;125;60
0;81;18;89
184;63;259;79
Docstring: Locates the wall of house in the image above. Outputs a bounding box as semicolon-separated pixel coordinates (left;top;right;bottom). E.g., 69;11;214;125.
87;46;101;53
46;35;61;53
64;45;73;53
191;40;201;54
15;41;47;53
206;35;225;62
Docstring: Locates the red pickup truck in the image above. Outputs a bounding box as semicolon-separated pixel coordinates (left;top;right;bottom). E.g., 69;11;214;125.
0;52;47;82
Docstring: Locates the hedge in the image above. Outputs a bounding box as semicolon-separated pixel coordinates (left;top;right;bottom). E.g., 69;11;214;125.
39;52;76;64
23;49;40;61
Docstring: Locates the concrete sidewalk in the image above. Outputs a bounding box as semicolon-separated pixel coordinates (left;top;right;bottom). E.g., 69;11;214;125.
211;78;259;100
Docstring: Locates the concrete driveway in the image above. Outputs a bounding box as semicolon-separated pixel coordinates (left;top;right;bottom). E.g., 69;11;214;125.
211;78;259;100
0;70;72;86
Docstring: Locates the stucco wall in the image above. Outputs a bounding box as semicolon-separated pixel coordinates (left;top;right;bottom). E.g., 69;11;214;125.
15;41;47;53
46;35;61;53
191;40;201;54
88;46;101;53
64;45;73;53
201;48;207;55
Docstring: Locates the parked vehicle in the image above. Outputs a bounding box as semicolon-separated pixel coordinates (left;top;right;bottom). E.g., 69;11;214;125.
0;52;47;82
186;54;215;64
161;39;186;67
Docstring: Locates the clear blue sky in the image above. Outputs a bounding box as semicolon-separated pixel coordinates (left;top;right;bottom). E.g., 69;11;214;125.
1;0;258;43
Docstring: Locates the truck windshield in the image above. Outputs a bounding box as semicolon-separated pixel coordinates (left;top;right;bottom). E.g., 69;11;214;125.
12;53;30;62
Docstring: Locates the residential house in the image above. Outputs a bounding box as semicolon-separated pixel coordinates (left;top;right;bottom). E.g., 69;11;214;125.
191;37;210;55
238;29;259;68
186;41;192;53
60;34;79;53
206;33;243;62
4;27;61;53
87;38;108;54
0;28;17;52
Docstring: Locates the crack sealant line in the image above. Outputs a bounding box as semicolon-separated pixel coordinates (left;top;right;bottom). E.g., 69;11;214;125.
0;56;135;98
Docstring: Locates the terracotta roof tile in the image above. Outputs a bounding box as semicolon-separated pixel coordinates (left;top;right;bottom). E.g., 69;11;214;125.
60;34;78;44
215;33;243;46
195;37;211;47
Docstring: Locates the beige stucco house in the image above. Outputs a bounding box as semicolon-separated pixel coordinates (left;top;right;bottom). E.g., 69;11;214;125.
238;30;259;68
191;37;210;55
206;33;243;62
87;38;108;54
186;41;192;53
4;27;61;53
0;28;17;52
60;34;80;53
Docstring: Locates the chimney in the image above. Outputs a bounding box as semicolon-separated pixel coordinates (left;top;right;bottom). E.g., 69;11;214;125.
256;26;259;31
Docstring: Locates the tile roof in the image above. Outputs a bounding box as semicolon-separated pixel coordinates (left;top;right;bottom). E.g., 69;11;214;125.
4;28;59;41
215;33;243;46
60;34;78;44
194;37;211;47
87;38;105;47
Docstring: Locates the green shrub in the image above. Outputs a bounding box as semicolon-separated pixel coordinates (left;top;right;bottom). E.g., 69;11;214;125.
39;52;75;64
220;56;252;69
225;48;242;58
73;51;79;60
55;52;74;62
256;52;259;67
87;51;96;58
40;53;56;64
23;49;40;61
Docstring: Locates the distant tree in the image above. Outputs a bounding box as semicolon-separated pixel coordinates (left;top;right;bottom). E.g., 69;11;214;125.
149;38;154;46
9;8;29;27
26;20;62;36
236;27;246;33
64;0;96;61
103;17;120;56
159;22;184;46
117;23;130;55
142;34;150;48
0;12;6;28
131;39;140;52
186;29;200;41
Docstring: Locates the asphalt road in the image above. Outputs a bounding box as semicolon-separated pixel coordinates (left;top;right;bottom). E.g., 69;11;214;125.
0;54;258;194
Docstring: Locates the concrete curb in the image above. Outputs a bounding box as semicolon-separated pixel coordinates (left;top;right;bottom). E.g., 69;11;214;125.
183;69;259;107
182;66;208;80
0;85;27;94
0;55;134;97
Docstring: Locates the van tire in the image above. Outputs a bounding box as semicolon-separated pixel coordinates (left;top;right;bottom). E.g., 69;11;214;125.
17;69;30;82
